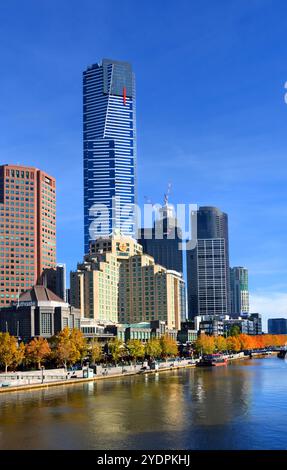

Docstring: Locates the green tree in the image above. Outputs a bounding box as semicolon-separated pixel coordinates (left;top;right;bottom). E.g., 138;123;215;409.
160;335;178;358
0;332;24;372
229;325;241;337
145;338;162;359
108;338;124;363
126;339;145;363
25;337;51;369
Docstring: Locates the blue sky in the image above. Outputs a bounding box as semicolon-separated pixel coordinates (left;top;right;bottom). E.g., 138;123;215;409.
0;0;287;328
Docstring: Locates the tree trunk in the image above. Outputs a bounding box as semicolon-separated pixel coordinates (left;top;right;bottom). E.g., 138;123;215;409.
5;364;8;373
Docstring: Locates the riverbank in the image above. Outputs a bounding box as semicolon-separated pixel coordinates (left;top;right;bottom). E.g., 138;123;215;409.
0;351;277;395
0;360;195;395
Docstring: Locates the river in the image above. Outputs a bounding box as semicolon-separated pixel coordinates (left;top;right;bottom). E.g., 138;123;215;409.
0;356;286;450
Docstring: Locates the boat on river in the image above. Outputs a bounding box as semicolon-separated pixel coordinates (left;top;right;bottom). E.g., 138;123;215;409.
277;348;287;359
196;354;228;367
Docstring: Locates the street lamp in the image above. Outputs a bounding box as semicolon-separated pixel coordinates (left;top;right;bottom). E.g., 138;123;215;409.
41;366;45;384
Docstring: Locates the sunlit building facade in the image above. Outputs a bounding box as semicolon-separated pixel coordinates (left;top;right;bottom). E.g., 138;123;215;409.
83;59;137;254
70;232;185;330
0;164;56;307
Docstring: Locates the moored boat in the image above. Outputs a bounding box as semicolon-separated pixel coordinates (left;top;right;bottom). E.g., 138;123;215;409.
196;354;228;367
277;349;287;359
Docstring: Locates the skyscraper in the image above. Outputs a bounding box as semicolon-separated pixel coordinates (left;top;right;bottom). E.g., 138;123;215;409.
0;164;56;307
186;206;230;318
83;59;137;254
41;262;67;301
138;203;183;274
230;266;249;315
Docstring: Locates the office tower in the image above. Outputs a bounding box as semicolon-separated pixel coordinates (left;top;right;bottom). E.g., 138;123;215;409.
41;263;67;301
66;288;71;304
138;203;183;274
268;318;287;334
83;59;137;254
70;231;185;329
186;206;230;318
249;313;262;335
0;164;56;307
230;266;249;315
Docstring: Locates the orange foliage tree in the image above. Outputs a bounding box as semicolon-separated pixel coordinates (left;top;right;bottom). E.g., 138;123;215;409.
25;337;51;369
226;336;241;352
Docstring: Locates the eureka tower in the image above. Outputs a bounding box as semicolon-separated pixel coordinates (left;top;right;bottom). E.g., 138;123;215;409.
83;59;137;253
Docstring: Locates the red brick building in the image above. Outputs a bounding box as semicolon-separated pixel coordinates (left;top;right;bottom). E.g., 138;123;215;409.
0;164;56;306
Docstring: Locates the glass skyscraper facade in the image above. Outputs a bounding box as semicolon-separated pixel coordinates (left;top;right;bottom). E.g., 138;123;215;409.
138;204;184;275
230;266;249;315
83;59;137;254
186;206;230;318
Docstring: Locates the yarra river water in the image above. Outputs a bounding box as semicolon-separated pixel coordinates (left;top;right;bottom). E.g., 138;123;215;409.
0;356;287;450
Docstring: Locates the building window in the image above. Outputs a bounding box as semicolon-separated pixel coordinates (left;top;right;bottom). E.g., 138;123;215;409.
41;313;52;335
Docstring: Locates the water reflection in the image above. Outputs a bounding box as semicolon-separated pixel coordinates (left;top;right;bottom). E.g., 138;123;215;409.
0;358;287;449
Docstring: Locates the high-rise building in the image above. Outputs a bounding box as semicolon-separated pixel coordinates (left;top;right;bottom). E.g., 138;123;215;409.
249;313;262;335
70;232;185;329
0;164;56;307
186;206;230;318
41;263;67;301
230;266;249;315
268;318;287;335
83;59;137;254
138;203;183;274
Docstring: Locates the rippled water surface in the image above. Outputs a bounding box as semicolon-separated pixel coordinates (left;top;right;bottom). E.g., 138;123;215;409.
0;357;287;449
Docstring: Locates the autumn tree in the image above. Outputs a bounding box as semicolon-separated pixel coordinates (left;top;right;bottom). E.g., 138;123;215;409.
108;338;124;364
89;339;102;365
160;335;178;358
50;327;87;369
145;338;162;359
70;328;87;363
215;335;227;352
126;339;145;363
195;334;215;355
25;337;51;369
0;333;24;373
226;336;241;352
238;334;254;351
